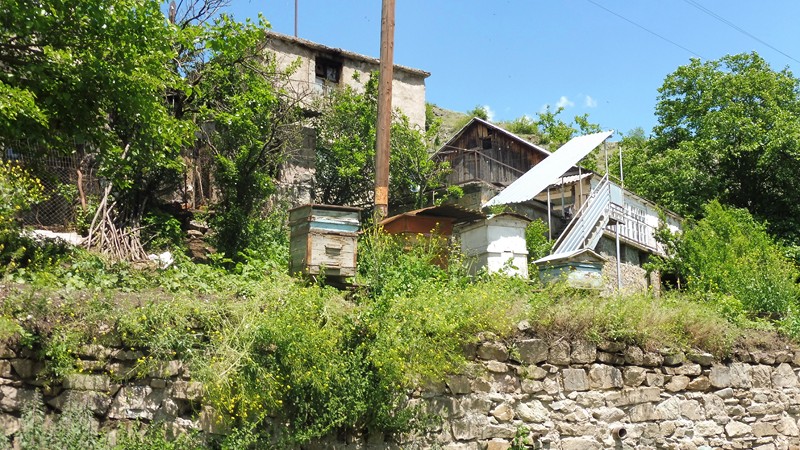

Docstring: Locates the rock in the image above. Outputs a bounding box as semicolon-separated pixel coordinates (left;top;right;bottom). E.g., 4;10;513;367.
452;414;491;440
0;386;36;412
597;341;626;352
107;385;164;420
771;363;798;388
62;374;111;392
608;387;661;407
687;376;712;391
48;390;111;416
515;400;549;422
0;414;19;436
588;364;623;390
665;375;690;392
149;360;183;378
679;400;704;420
646;372;665;387
730;362;753;388
688;351;715;366
630;403;657;422
523;365;548;380
642;352;664;367
710;365;732;388
726;421;752;437
10;360;38;379
560;437;601;450
751;365;772;389
477;342;509;362
671;363;702;376
623;367;647;387
662;350;686;366
516;339;549;364
548;341;571;365
695;420;723;436
198;406;230;435
596;351;625;365
459;395;493;415
520;379;543;394
486;361;508;373
752;421;779;437
486;439;511;450
562;368;589;392
446;375;472;395
624;346;645;365
592;406;625;422
570;340;596;364
490;403;515;422
656;397;682;420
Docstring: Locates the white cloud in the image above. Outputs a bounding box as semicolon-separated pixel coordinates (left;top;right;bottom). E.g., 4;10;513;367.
482;104;495;121
555;96;574;109
584;95;598;108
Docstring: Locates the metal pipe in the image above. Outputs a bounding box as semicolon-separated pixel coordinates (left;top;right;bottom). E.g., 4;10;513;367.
611;425;627;440
547;188;552;241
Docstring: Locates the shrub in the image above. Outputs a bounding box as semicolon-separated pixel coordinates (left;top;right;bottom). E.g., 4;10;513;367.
0;160;46;272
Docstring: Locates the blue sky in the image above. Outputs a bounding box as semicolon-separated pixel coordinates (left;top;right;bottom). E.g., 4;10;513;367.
227;1;800;136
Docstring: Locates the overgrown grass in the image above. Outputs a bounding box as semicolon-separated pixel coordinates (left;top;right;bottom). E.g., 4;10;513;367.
0;228;794;446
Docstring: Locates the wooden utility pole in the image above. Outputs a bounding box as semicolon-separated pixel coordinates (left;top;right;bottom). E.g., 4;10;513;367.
374;0;395;220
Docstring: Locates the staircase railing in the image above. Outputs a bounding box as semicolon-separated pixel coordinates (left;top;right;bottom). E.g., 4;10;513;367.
552;174;612;254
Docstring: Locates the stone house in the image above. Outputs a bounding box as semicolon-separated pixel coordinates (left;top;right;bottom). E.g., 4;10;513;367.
263;31;430;205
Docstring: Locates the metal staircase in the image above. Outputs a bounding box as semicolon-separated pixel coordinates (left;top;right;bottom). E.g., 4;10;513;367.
552;175;613;254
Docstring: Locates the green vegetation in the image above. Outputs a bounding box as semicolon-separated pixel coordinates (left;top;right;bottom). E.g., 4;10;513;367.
313;73;449;210
624;52;800;245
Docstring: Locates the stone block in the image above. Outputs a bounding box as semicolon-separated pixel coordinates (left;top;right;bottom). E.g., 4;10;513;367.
0;344;16;359
665;375;690;392
630;403;657;422
522;365;548;380
148;360;183;378
623;367;647;387
725;420;752;438
588;364;623;390
198;405;230;435
641;352;664;367
596;351;625;365
0;414;19;436
516;339;548;364
47;390;111;416
560;437;601;450
687;376;711;391
645;372;665;387
688;351;715;366
695;420;723;436
562;368;589;392
710;365;731;388
520;379;543;394
107;385;164;420
570;340;596;364
624;346;645;365
172;381;203;401
452;414;490;441
608;387;661;407
446;375;472;395
485;361;507;373
751;365;772;389
477;342;508;362
490;403;514;422
515;400;549;422
0;360;11;378
671;363;702;376
656;397;681;420
730;362;753;388
547;341;570;366
0;386;36;412
679;399;704;420
752;421;779;437
10;359;38;379
486;439;510;450
771;363;798;388
62;373;111;392
661;350;685;366
592;406;625;422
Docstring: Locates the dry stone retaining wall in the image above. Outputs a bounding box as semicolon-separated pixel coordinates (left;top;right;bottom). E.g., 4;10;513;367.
1;336;800;449
408;336;800;450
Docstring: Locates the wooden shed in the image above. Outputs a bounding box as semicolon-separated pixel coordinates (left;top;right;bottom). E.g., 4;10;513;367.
289;204;361;278
456;213;531;278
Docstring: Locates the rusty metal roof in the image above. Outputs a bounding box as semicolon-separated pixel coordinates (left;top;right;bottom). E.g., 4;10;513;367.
380;204;485;226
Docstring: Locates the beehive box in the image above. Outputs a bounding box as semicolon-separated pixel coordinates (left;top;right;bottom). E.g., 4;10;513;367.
456;213;531;278
288;204;361;278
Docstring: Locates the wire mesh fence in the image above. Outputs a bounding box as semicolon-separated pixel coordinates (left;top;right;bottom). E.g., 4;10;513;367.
2;141;103;230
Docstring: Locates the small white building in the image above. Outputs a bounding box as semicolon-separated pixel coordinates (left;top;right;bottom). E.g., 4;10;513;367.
457;213;531;278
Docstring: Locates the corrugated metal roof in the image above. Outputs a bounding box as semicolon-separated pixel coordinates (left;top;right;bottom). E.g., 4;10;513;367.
483;131;613;208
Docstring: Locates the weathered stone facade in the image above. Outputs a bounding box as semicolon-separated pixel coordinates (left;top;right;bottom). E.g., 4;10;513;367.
2;336;800;449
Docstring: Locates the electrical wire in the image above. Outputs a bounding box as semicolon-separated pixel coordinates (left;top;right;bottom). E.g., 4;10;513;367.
682;0;800;65
585;0;703;58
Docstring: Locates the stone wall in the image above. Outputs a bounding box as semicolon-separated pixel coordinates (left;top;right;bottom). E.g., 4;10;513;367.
406;336;800;450
2;335;800;449
0;342;213;445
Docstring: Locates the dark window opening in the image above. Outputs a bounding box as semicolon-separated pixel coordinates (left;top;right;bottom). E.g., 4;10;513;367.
315;57;342;84
482;137;492;149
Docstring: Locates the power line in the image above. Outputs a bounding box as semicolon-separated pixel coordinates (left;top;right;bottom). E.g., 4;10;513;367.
585;0;703;59
682;0;800;65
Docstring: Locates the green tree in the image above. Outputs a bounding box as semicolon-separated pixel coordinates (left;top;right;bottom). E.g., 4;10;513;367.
1;0;194;260
196;15;305;260
626;52;800;243
651;201;799;318
313;73;449;209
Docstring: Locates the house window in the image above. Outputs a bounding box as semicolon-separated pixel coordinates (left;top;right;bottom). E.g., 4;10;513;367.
315;57;342;84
